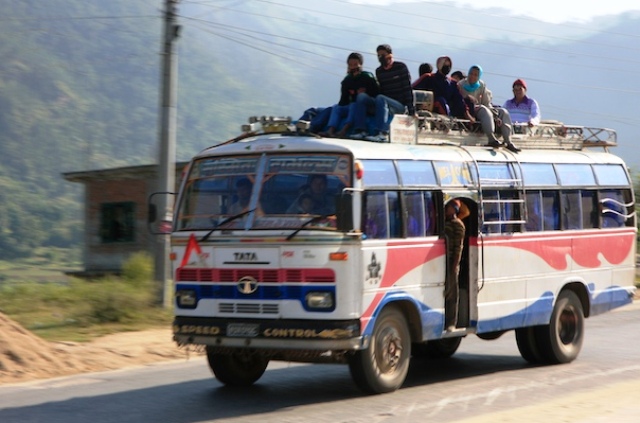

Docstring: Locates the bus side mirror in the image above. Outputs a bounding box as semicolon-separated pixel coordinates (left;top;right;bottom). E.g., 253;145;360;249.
148;204;157;223
147;191;177;235
336;192;353;231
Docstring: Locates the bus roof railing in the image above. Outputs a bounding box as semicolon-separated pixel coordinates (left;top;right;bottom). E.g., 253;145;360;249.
391;114;617;151
232;115;617;152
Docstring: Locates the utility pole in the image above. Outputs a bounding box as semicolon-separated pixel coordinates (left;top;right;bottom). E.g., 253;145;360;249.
155;0;180;307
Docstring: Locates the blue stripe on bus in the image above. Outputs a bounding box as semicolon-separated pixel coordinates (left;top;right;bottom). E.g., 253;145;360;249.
176;283;336;312
590;285;634;315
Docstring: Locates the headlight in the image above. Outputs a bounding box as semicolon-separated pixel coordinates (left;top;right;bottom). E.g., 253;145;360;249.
176;289;197;309
305;291;334;310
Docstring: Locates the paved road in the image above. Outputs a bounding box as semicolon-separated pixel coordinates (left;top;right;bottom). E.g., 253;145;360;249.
1;302;639;423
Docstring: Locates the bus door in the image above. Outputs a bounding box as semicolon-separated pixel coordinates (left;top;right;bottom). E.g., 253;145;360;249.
456;198;478;330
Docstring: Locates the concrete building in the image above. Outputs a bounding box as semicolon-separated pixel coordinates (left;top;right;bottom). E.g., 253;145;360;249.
63;163;187;277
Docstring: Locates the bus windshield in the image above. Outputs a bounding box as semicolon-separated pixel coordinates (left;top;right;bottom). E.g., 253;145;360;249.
175;153;351;231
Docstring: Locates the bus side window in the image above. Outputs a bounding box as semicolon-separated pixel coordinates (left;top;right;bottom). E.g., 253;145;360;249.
404;191;426;237
562;190;582;229
600;189;625;228
482;190;500;234
364;191;390;239
581;190;598;229
525;191;542;231
424;191;437;236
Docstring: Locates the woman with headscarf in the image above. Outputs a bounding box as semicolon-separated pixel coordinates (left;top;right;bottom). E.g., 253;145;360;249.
458;65;520;153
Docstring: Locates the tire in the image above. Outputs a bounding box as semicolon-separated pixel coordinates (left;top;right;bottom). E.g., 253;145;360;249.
206;347;269;386
515;326;543;364
535;290;584;364
413;337;462;359
348;306;411;394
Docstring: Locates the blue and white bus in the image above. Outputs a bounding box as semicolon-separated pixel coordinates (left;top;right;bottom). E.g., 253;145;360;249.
166;115;636;394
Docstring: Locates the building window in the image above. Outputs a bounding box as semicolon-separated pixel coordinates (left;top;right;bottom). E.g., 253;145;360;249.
100;202;135;243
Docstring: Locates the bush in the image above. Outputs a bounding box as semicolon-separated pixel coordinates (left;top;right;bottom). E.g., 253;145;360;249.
121;251;154;288
72;277;154;325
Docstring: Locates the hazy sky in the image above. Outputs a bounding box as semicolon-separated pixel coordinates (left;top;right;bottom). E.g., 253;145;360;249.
356;0;640;23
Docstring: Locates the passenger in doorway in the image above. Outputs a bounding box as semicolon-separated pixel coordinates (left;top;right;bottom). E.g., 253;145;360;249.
322;52;379;138
503;78;541;128
350;44;415;142
458;65;520;153
444;198;467;332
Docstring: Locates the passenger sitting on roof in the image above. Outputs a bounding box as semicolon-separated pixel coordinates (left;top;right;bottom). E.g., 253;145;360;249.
503;78;541;128
350;44;415;143
458;65;519;153
321;52;379;139
450;70;465;83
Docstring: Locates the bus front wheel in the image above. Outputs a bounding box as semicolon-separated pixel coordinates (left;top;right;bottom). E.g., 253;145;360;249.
206;347;269;386
348;306;411;394
535;290;585;364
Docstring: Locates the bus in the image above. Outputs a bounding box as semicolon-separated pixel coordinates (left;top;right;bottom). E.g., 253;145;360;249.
164;114;637;394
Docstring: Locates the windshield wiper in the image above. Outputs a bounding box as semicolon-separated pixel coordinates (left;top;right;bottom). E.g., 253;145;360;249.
286;215;329;241
200;208;256;242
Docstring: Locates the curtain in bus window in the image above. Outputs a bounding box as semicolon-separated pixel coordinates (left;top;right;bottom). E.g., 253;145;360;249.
404;191;426;237
525;191;543;231
424;191;437;235
600;189;626;228
542;191;560;231
562;190;582;229
581;190;598;229
364;191;389;239
501;190;522;232
388;192;401;238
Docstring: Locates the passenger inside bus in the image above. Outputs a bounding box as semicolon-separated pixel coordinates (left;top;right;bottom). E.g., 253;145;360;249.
228;177;264;216
291;193;314;215
287;174;335;215
228;177;252;215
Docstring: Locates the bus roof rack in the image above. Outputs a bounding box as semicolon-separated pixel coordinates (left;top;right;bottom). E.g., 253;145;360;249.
232;115;617;152
389;114;617;152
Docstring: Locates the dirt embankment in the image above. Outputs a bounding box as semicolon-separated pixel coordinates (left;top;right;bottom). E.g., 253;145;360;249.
0;312;198;384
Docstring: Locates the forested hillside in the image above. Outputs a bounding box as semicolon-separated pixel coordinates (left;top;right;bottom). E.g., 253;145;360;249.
1;1;638;259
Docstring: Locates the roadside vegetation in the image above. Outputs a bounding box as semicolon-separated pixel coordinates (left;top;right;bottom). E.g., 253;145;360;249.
0;251;172;342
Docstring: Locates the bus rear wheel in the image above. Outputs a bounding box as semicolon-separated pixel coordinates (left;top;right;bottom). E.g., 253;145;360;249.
515;326;543;364
535;290;584;364
206;347;269;386
348;306;411;394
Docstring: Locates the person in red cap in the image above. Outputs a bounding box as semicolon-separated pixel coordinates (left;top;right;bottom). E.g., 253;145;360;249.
503;78;541;127
444;198;466;332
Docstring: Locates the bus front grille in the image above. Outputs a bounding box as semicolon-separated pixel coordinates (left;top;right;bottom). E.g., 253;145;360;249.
219;302;279;314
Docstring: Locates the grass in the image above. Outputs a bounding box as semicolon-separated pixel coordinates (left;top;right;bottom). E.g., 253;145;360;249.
0;251;173;342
